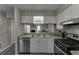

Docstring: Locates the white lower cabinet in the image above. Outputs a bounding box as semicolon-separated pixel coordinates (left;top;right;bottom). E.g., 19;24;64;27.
30;37;54;53
30;38;38;53
48;39;54;53
37;38;49;53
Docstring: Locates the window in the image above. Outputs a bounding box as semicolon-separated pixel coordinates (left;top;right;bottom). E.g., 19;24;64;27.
37;25;41;33
24;25;30;33
33;16;44;24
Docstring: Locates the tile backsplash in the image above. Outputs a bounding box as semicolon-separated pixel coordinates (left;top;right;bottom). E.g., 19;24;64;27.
64;25;79;40
64;25;79;35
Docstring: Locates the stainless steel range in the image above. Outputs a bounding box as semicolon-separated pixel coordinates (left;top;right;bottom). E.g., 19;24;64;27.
54;38;79;55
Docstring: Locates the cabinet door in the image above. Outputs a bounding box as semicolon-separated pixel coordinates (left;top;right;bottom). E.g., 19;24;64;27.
21;16;33;23
57;12;64;23
30;38;38;53
44;16;56;24
56;6;72;29
72;4;79;18
48;39;54;53
63;6;72;21
38;38;49;53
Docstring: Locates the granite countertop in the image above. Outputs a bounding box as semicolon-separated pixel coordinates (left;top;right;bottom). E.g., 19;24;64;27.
18;32;62;39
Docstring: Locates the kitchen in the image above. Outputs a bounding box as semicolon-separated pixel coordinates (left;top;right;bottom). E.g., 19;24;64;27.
0;4;79;55
17;10;58;55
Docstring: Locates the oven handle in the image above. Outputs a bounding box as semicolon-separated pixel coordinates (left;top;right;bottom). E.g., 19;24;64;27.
54;44;67;55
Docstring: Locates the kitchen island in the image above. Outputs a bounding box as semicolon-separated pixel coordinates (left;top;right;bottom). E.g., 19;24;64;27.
16;33;61;55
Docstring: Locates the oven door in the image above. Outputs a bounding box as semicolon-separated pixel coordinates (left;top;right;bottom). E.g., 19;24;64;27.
54;44;67;55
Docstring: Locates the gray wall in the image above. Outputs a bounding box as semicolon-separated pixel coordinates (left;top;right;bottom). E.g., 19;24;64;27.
0;16;11;50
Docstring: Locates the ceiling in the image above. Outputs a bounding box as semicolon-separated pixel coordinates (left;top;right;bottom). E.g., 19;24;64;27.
13;4;66;11
0;4;69;12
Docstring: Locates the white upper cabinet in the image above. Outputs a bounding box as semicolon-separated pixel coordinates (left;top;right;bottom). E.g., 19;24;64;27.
56;5;72;29
63;6;72;21
56;12;64;23
57;5;72;23
72;4;79;18
56;5;79;29
21;16;33;23
44;16;56;24
21;16;56;24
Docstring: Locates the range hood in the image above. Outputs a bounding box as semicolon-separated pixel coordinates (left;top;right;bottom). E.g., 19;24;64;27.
60;17;79;26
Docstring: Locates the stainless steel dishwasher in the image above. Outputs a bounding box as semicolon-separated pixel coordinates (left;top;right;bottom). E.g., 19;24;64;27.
18;37;30;54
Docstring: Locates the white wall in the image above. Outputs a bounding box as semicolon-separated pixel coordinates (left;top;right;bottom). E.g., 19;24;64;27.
14;7;24;54
14;7;20;54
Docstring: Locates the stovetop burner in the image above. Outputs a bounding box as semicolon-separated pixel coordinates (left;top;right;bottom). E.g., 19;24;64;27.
55;38;79;50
